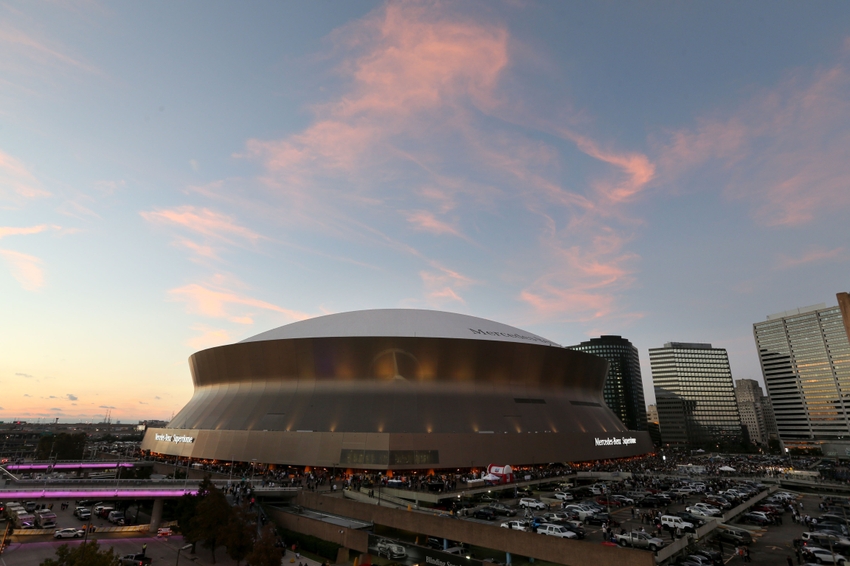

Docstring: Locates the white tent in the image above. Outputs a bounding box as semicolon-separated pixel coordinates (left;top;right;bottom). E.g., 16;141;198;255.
718;465;736;472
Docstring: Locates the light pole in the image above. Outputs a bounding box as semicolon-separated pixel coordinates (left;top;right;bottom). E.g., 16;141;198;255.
182;458;191;490
176;542;192;565
250;459;258;488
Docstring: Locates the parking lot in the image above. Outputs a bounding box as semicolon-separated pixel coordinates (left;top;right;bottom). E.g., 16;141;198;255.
434;479;842;565
3;498;147;543
6;480;850;566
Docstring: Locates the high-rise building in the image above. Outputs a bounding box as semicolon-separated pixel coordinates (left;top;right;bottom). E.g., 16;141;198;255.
734;379;778;446
647;404;659;423
569;335;647;431
646;404;662;446
650;342;743;447
753;296;850;449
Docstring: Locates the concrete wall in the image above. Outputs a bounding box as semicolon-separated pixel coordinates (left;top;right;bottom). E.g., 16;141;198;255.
267;506;370;554
293;492;654;566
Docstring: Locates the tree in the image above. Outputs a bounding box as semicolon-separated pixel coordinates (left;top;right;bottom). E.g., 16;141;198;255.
176;476;232;564
175;492;201;547
224;503;256;566
193;483;234;563
39;541;118;566
245;525;283;566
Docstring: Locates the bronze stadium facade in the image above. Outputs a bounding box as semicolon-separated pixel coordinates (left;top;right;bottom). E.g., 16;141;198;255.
142;309;653;470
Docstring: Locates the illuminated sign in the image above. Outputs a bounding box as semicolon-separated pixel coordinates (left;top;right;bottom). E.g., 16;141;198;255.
594;436;637;447
155;433;195;444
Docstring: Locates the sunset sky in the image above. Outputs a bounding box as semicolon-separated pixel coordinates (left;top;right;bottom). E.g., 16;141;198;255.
2;1;849;422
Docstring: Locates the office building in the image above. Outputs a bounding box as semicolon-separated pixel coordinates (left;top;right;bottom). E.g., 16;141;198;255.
142;309;652;469
646;404;662;446
568;335;647;431
650;342;743;447
734;379;778;446
753;296;850;450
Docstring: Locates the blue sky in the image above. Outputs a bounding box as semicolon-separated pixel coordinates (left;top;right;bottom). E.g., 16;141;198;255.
2;1;849;422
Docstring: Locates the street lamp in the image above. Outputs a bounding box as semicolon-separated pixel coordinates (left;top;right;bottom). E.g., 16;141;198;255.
176;543;193;565
250;459;258;488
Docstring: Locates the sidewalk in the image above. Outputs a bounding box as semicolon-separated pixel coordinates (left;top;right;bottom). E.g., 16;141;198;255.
282;548;326;566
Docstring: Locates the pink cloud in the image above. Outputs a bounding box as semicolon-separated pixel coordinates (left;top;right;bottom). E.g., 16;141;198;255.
419;264;475;306
405;210;463;237
176;239;219;260
0;249;44;291
518;223;639;322
224;2;652;325
0;150;49;201
0;224;57;239
141;206;261;243
656;61;850;226
568;134;656;204
186;324;234;350
241;2;509;182
330;3;508;118
169;281;311;324
0;23;99;75
776;246;844;270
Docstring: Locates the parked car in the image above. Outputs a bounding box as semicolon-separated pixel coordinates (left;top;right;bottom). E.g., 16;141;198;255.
595;496;621;508
702;496;732;510
676;511;707;527
801;545;847;565
473;508;497;521
741;512;771;526
687;503;720;517
519;498;547;510
553;491;573;501
661;515;695;533
717;527;753;545
537;523;577;539
692;546;722;565
500;521;529;531
614;531;665;551
54;528;84;539
563;504;595;520
488;503;516;516
611;495;635;506
585;512;619;527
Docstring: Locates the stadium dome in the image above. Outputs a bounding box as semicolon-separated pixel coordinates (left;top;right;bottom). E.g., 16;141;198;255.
142;309;652;469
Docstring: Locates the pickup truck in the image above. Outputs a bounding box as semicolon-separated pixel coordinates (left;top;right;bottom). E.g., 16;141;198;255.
537;523;576;539
614;531;665;551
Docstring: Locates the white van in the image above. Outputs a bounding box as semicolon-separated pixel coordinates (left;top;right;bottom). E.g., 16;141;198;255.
661;515;695;532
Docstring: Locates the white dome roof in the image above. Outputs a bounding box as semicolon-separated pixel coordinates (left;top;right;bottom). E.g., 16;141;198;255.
241;309;561;347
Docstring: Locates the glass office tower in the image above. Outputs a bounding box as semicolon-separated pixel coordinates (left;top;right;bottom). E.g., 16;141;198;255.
753;302;850;446
569;335;647;431
650;342;743;447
